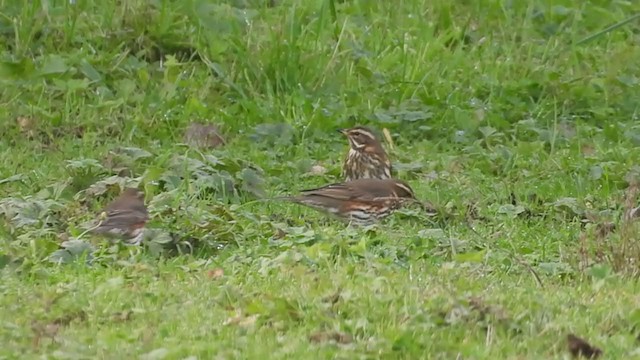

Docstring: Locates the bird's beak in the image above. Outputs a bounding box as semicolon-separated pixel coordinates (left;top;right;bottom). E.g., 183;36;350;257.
337;129;348;135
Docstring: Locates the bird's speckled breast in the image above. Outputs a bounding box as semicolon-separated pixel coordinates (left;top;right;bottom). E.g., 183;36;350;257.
343;149;391;181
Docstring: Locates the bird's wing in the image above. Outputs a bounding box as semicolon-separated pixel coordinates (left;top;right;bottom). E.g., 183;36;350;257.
300;182;372;201
98;208;148;228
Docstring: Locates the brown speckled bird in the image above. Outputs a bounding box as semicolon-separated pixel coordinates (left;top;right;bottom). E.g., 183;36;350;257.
282;178;415;226
339;126;392;182
91;188;149;245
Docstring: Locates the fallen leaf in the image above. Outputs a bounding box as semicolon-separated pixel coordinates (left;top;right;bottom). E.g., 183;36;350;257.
31;320;60;347
272;227;287;240
184;122;226;149
31;321;60;336
467;296;509;322
16;116;35;131
623;182;640;222
581;144;596;156
111;310;134;322
16;116;36;138
308;331;353;344
307;165;327;176
627;207;640;221
223;311;258;328
207;268;224;279
31;310;87;347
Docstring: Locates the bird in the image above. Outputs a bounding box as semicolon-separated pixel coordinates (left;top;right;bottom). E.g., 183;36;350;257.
339;126;392;182
90;188;149;245
280;178;416;226
567;334;602;359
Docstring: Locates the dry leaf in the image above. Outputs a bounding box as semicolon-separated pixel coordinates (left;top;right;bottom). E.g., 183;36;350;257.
30;310;86;348
307;165;327;176
623;182;640;222
31;321;60;347
628;207;640;221
382;128;394;151
184;122;225;149
467;296;509;322
308;331;353;344
581;145;596;156
206;268;224;279
16;116;36;138
111;310;134;322
16;116;34;129
223;311;258;328
273;227;287;240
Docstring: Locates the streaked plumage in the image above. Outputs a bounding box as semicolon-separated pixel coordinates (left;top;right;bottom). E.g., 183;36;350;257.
91;188;149;245
339;126;392;182
282;178;415;226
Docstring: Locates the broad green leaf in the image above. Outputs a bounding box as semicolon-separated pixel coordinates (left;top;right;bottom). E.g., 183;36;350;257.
589;165;603;180
113;147;153;161
238;168;265;198
497;204;526;218
250;123;294;146
48;249;73;264
66;158;104;171
81;176;142;198
78;60;102;82
38;55;70;76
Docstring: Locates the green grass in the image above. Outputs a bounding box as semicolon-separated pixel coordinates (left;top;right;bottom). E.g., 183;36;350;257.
2;0;640;358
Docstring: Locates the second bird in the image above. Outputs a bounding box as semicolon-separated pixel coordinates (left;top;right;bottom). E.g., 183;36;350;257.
91;188;149;246
282;178;416;226
339;126;392;182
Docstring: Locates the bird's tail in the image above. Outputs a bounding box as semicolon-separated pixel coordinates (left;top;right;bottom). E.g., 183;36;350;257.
272;196;303;203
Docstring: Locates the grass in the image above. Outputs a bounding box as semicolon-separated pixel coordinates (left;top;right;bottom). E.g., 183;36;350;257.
2;0;640;358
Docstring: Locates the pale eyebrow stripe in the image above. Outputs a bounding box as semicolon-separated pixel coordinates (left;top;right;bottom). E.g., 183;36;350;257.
351;129;376;139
